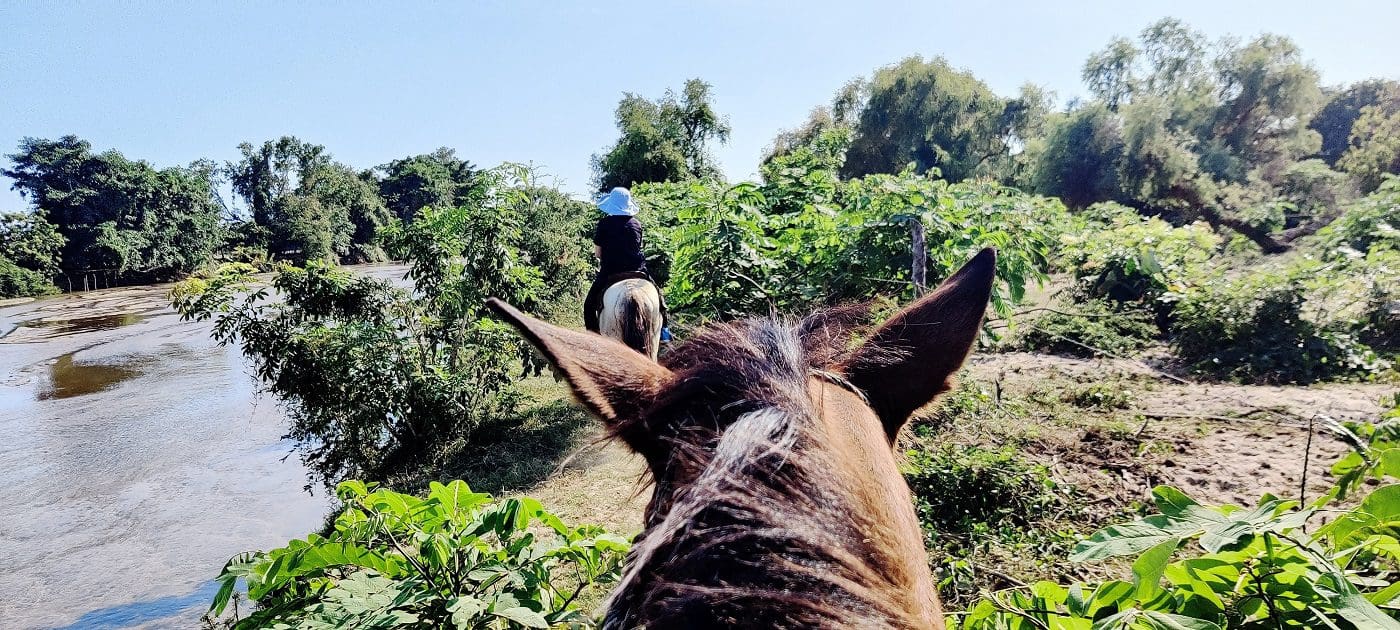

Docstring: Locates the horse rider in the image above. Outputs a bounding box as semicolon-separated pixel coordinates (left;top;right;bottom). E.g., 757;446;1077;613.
584;187;671;341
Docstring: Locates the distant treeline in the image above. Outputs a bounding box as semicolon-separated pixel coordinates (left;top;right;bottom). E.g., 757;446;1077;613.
3;17;1398;298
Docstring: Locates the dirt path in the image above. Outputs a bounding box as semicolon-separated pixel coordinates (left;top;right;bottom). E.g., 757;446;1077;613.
968;352;1395;507
521;350;1396;534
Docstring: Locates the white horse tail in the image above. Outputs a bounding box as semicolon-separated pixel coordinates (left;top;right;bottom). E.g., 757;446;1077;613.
600;279;663;361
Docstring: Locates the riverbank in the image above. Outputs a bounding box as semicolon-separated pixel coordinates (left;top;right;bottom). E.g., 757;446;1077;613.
0;265;408;629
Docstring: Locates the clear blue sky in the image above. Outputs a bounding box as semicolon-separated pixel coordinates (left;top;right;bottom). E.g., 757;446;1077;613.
2;0;1397;211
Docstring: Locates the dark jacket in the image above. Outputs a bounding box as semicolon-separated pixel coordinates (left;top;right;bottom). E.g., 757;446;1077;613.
593;215;647;277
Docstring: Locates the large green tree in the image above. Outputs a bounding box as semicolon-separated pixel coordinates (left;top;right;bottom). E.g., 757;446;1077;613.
1310;79;1400;166
1337;83;1400;191
3;136;224;283
1042;19;1336;252
228;137;391;263
374;148;478;223
841;56;1030;182
592;79;730;191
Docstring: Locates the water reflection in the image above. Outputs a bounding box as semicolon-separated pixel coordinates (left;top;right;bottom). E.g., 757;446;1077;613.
17;312;150;338
38;352;148;400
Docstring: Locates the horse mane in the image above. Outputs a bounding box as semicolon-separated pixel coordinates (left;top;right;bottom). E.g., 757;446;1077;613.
601;305;927;629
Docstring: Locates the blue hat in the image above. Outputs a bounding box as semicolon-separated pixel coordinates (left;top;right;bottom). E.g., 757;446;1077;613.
597;187;639;216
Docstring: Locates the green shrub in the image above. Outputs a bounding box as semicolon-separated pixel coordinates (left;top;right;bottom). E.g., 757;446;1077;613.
1060;203;1220;305
1015;301;1160;358
639;165;1068;321
0;255;58;298
1168;265;1390;383
904;442;1084;607
172;166;582;489
905;445;1068;533
1347;249;1400;351
1315;177;1400;259
206;480;629;629
952;397;1400;629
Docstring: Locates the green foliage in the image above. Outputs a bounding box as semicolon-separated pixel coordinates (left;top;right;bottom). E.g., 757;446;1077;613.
953;402;1400;630
1316;177;1400;258
1063;382;1135;410
228;136;392;264
903;434;1085;608
207;480;629;629
1168;263;1390;383
906;444;1070;534
0;254;58;298
375;148;479;223
1337;84;1400;192
1061;204;1220;305
641;161;1066;321
171;165;580;488
0;211;64;279
1029;19;1333;253
839;56;1042;182
3;135;225;283
1033;105;1129;209
1015;302;1160;358
1311;79;1400;166
592;78;730;191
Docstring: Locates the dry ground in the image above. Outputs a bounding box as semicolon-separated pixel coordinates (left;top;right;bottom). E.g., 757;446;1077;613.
517;349;1396;539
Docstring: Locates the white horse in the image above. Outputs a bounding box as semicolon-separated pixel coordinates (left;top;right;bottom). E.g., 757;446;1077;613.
599;278;663;361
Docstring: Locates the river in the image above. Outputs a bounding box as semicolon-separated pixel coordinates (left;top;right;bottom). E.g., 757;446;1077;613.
0;264;411;629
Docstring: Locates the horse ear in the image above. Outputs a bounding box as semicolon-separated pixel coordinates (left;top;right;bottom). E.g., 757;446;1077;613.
843;248;996;442
486;298;672;432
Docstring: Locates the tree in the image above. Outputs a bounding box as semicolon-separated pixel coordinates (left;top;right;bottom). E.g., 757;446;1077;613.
1032;105;1128;208
1310;79;1400;166
1049;20;1333;252
228;137;390;263
841;56;1013;182
3;136;224;283
1083;37;1139;111
1338;83;1400;191
0;211;64;280
172;165;582;487
374;148;477;223
592;78;731;191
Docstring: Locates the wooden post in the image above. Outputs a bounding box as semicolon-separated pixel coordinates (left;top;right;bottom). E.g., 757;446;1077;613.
909;218;927;296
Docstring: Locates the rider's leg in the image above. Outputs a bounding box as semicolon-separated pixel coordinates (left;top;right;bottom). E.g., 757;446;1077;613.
583;275;606;333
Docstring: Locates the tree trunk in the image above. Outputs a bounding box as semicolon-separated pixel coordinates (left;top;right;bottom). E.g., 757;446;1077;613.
909;218;927;296
1168;183;1291;254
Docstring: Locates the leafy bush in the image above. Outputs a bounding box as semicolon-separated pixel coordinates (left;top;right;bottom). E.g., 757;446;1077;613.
172;166;583;488
1060;203;1221;305
906;445;1069;534
952;399;1400;629
1015;301;1160;358
640;162;1068;321
1316;177;1400;259
206;480;629;629
1169;265;1390;383
0;254;58;298
904;442;1084;607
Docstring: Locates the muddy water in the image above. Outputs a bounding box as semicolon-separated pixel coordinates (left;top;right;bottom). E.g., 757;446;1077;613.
0;265;410;629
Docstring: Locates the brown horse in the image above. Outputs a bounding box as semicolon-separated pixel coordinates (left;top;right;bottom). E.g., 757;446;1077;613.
488;248;996;629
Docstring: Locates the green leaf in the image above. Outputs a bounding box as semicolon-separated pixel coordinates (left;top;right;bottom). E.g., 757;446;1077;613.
1319;484;1400;547
494;606;549;628
1072;515;1198;562
1131;538;1179;599
448;596;488;628
1094;609;1221;630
